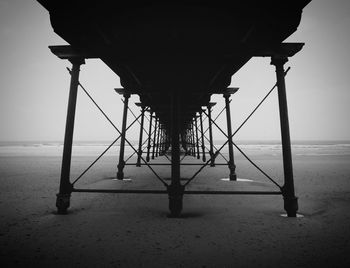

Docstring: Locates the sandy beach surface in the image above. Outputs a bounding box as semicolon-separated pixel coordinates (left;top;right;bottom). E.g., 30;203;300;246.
1;143;350;267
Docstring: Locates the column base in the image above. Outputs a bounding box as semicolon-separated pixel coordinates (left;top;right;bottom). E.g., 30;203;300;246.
228;162;237;181
56;193;71;214
167;184;185;218
117;161;125;180
283;195;298;217
229;173;237;181
210;152;215;167
116;171;124;180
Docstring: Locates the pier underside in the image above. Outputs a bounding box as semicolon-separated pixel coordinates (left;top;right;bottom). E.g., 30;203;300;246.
38;0;311;216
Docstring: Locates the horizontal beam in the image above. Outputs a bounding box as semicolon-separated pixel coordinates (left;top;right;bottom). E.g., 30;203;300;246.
49;45;97;59
73;189;166;194
49;42;304;61
224;87;239;95
124;163;229;166
254;42;304;57
73;188;282;195
185;190;282;195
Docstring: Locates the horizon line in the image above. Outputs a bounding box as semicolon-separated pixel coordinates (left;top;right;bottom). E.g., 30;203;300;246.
1;139;350;143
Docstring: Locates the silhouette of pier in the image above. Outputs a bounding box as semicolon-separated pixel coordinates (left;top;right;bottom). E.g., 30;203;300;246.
38;0;311;217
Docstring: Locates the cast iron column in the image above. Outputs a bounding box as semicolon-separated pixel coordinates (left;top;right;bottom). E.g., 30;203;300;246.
190;122;195;156
159;128;164;155
136;105;146;167
56;58;84;214
184;130;187;154
207;104;215;167
224;93;237;181
187;125;191;155
116;93;130;180
152;117;158;159
194;123;197;156
162;130;167;154
168;92;184;217
199;110;206;162
194;115;200;159
146;111;153;162
162;129;166;154
166;131;170;151
271;55;298;217
156;122;161;157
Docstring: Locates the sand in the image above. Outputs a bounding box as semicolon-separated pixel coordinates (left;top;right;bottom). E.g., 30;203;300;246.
1;145;350;267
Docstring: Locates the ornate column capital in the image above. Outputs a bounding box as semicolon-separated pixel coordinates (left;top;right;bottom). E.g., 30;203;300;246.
270;55;288;67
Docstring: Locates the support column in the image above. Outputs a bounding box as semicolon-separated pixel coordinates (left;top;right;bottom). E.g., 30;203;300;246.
207;104;215;167
166;132;170;151
116;93;130;180
186;129;191;155
159;128;164;155
199;110;206;162
152;117;158;159
168;92;184;217
191;120;198;157
187;125;191;155
156;122;161;157
190;122;195;156
162;130;166;153
188;130;191;155
136;105;146;167
146;111;153;162
271;55;298;217
162;129;166;154
224;92;237;181
194;115;200;159
56;58;84;214
180;132;186;153
162;130;167;154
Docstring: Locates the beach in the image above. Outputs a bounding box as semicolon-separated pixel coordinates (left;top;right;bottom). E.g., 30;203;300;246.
1;141;350;267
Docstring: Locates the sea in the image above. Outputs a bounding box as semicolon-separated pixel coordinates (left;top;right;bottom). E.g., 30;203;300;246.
0;140;349;157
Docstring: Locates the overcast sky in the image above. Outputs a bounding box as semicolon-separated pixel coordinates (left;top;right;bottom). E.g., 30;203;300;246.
0;0;349;142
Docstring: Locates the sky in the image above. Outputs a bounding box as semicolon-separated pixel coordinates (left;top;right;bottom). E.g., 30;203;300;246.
0;0;349;142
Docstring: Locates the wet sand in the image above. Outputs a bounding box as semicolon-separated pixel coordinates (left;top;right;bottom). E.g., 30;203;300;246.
1;148;350;267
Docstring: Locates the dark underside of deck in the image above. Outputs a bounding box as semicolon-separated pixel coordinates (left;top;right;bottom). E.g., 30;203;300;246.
38;0;310;132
